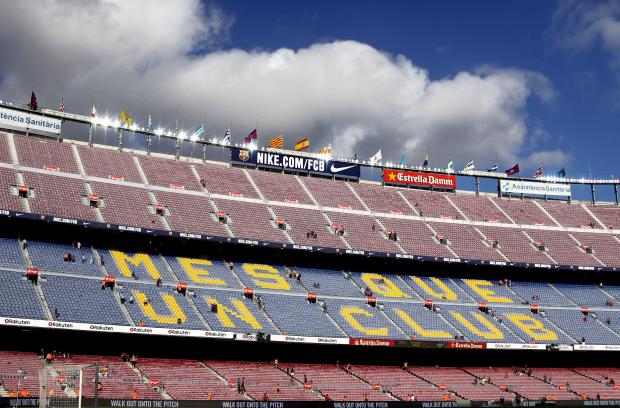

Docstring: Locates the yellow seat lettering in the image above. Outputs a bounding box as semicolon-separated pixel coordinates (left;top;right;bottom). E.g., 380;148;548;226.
462;279;512;303
134;291;186;324
395;309;451;338
506;314;558;341
207;297;262;329
110;250;161;280
410;277;457;300
340;306;388;336
361;273;411;298
177;258;226;286
242;264;290;290
451;311;504;340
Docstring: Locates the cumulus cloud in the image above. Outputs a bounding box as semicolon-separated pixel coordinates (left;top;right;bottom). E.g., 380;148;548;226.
0;0;563;168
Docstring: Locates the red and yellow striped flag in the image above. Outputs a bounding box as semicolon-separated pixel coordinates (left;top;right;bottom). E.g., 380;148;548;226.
268;135;284;149
294;138;310;151
319;144;332;155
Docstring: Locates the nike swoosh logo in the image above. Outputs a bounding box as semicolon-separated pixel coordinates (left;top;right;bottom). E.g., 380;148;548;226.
330;164;356;173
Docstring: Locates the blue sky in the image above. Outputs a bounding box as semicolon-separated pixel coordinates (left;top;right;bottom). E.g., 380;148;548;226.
0;0;619;200
222;0;617;179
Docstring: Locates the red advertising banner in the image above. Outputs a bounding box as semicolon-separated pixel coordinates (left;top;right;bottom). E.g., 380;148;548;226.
384;169;457;189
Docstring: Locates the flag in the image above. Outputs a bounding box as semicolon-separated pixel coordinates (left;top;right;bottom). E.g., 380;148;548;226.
423;153;429;167
91;105;97;118
533;166;543;179
59;98;65;113
319;143;332;155
193;124;205;139
223;129;231;144
244;129;258;143
446;160;454;171
399;153;406;166
505;164;520;175
294;138;310;151
463;160;475;171
556;168;566;178
28;92;38;110
353;149;358;161
120;111;134;126
369;149;382;165
487;164;499;172
268;135;284;149
147;114;152;132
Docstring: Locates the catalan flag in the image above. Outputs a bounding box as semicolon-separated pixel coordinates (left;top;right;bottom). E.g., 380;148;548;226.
268;135;284;149
295;138;310;151
319;144;332;155
533;166;543;179
423;153;429;167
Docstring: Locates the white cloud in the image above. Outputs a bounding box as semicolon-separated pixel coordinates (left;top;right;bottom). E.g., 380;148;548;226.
523;149;571;169
0;0;562;169
550;1;620;75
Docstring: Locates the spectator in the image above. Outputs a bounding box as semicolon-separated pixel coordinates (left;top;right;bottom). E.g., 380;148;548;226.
364;394;369;401
313;281;320;289
581;337;586;344
53;308;60;319
76;241;81;249
130;354;138;367
156;278;162;287
304;374;308;384
120;293;126;304
143;297;150;306
236;378;241;394
211;302;218;313
63;252;70;262
324;394;332;401
132;390;138;400
241;378;246;394
97;382;102;392
21;239;28;249
176;318;182;324
262;393;269;401
81;255;86;263
275;384;281;393
606;317;612;325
